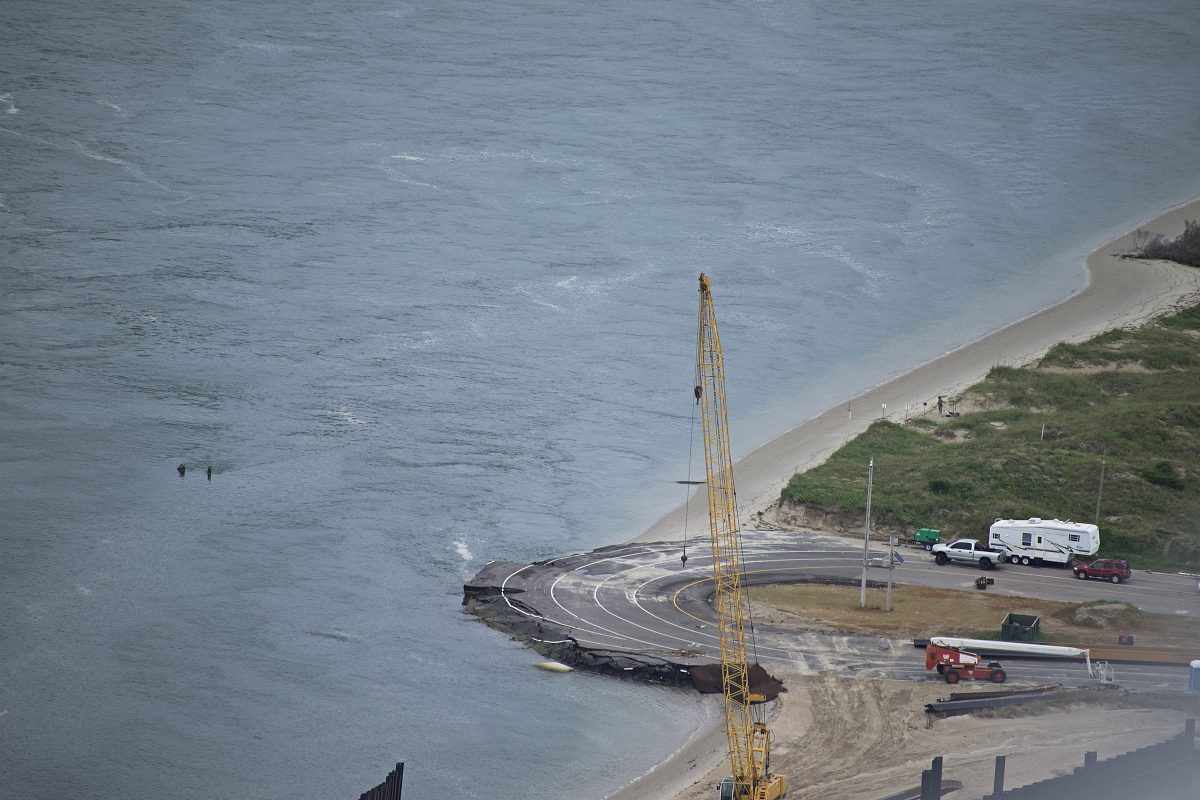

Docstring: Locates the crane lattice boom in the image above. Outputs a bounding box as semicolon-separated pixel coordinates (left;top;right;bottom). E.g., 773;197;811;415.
695;273;787;800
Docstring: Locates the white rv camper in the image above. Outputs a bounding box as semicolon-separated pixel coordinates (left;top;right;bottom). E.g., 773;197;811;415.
988;518;1100;566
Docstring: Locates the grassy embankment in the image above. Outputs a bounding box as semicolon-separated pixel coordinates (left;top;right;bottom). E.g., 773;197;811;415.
779;236;1200;571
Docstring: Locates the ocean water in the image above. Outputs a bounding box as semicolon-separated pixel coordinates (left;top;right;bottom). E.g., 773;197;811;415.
2;1;1198;798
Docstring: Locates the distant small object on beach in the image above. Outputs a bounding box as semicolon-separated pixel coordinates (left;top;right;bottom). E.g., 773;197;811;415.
177;463;186;477
532;661;573;673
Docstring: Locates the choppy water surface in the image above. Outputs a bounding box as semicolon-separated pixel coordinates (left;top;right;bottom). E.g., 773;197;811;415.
2;1;1198;797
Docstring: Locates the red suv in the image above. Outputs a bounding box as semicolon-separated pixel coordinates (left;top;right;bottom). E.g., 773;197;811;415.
1073;558;1132;584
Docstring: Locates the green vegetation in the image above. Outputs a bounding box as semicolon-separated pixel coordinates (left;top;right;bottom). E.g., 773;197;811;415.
1126;219;1200;267
781;304;1200;570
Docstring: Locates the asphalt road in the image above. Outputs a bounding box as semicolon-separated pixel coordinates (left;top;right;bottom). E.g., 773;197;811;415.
492;530;1200;691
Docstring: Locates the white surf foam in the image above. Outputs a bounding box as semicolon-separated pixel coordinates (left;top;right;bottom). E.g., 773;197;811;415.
744;220;885;295
454;539;472;561
330;407;367;426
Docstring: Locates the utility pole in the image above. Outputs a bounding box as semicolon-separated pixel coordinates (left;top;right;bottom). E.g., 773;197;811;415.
860;457;874;609
886;531;896;612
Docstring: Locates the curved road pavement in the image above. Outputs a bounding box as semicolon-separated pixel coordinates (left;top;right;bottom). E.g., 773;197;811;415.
472;530;1199;691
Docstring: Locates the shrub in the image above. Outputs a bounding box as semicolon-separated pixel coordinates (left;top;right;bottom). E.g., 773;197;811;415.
1126;219;1200;267
926;478;974;498
1143;462;1185;491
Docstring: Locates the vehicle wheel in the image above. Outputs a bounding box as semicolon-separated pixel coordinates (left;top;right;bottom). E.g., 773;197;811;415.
1076;571;1087;580
935;553;948;566
990;669;1007;684
1020;556;1031;566
924;543;933;551
944;669;960;685
936;664;945;674
1110;574;1121;584
979;557;991;570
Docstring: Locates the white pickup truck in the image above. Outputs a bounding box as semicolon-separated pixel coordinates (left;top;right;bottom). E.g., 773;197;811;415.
931;538;1003;570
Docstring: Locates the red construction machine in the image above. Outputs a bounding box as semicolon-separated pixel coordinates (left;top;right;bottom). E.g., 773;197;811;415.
924;637;1098;685
925;641;1007;684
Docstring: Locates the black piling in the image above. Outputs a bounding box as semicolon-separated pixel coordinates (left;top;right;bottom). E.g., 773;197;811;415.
358;762;403;800
990;754;1006;798
920;756;944;799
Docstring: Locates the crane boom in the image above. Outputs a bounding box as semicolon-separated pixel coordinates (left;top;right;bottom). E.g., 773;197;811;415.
694;273;787;800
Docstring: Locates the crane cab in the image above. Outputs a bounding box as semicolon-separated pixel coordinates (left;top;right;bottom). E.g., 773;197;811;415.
719;775;787;800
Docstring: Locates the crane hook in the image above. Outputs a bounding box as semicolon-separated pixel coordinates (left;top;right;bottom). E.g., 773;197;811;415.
694;385;702;405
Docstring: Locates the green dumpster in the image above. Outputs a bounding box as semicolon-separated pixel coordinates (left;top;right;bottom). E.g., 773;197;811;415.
1001;612;1041;641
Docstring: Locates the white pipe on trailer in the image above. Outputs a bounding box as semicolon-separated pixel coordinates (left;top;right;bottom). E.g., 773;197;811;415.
929;637;1088;659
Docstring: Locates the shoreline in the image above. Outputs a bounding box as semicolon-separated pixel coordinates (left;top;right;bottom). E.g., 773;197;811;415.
633;197;1200;547
611;197;1200;800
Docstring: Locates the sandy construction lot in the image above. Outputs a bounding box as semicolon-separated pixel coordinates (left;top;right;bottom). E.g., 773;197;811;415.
661;672;1198;800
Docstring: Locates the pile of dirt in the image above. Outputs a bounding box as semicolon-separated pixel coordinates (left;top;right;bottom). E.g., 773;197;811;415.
688;663;786;701
1052;601;1140;630
757;500;904;540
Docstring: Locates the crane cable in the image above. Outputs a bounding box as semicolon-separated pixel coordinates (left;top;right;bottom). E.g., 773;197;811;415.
680;395;697;566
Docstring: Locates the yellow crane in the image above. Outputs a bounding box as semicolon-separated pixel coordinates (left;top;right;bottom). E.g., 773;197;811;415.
693;273;788;800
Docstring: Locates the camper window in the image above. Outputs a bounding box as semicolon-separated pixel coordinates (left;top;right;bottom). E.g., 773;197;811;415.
1022;532;1032;547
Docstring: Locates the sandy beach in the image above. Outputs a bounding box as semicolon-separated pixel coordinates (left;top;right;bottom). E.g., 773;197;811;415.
635;198;1200;547
611;198;1200;800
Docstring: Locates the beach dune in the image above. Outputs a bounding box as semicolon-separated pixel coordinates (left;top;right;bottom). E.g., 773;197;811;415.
635;199;1200;546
